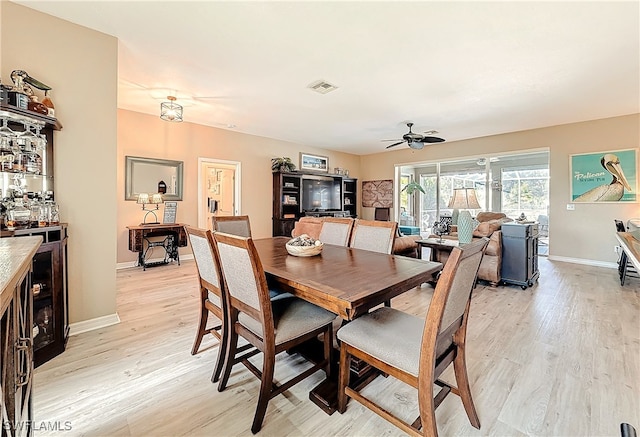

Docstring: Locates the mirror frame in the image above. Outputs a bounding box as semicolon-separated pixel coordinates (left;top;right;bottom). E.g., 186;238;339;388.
125;156;184;201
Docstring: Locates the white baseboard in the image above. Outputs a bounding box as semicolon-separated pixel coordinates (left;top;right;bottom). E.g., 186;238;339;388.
116;253;193;270
548;255;617;269
69;313;121;336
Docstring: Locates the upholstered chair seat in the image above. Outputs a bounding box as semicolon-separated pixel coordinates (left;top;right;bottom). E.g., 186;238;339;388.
239;296;337;344
337;306;430;377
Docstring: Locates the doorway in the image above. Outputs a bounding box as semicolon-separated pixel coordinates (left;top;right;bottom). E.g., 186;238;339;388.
197;158;242;230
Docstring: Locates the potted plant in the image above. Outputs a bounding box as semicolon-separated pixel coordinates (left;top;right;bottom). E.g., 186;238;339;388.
401;181;426;196
271;157;296;172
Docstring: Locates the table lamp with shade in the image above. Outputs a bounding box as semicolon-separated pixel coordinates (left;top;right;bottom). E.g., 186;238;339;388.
448;188;481;244
137;193;164;225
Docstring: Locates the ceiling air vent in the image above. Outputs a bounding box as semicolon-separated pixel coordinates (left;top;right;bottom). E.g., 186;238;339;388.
308;80;338;94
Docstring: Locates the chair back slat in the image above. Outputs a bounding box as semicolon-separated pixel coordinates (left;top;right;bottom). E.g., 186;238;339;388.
213;232;276;339
216;238;261;312
420;238;488;377
187;229;220;289
440;249;485;331
213;215;252;238
319;218;354;246
349;219;397;254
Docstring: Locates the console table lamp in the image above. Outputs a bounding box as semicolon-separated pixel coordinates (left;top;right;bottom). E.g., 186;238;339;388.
448;188;480;244
137;193;164;225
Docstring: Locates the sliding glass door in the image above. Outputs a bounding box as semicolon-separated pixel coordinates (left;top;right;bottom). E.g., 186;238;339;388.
399;150;549;236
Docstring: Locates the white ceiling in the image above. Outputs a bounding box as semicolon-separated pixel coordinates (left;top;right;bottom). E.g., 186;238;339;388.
14;1;640;155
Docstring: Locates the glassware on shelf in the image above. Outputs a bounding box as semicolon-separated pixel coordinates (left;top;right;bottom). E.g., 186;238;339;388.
30;197;41;228
0;117;15;139
11;138;28;173
38;203;49;227
25;147;42;175
8;196;30;229
48;201;59;225
0;136;14;172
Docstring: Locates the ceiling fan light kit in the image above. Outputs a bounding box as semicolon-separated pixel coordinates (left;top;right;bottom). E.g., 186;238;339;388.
160;95;183;122
383;122;445;150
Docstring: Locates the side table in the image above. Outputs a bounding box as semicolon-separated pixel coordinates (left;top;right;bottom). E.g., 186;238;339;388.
416;237;459;263
127;224;188;270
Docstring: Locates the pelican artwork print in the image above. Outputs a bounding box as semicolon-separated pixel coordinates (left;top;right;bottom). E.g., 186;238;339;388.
571;149;637;203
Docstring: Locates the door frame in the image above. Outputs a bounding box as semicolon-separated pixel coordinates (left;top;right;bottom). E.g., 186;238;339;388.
197;157;242;229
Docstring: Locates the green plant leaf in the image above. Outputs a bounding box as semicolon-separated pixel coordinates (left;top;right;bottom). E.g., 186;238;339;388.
402;181;426;195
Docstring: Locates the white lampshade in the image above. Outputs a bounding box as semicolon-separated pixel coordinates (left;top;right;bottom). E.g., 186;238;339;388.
137;193;150;204
448;188;481;210
150;193;164;204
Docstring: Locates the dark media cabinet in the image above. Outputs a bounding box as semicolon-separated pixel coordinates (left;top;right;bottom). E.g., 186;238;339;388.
272;171;357;237
12;225;69;367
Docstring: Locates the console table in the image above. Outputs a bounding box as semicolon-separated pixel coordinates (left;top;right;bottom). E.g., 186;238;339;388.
127;224;187;270
416;237;459;262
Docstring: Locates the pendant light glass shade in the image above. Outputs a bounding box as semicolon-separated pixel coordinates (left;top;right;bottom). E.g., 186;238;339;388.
160;96;183;122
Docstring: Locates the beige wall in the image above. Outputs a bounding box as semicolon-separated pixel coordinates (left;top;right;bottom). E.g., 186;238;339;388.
2;2;118;323
360;114;640;265
117;109;361;264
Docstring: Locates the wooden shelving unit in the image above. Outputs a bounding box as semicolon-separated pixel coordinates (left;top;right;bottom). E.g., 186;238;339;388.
272;171;358;237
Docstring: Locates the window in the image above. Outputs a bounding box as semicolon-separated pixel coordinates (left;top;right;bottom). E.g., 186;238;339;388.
398;151;549;234
501;167;549;220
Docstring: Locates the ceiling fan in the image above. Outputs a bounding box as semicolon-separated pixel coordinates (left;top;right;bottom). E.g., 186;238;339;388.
383;122;445;150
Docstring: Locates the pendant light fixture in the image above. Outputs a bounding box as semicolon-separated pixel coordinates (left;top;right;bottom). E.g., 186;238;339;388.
160;96;183;122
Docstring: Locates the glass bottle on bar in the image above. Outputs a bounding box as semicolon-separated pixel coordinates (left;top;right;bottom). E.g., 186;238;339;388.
41;90;55;117
48;201;59;225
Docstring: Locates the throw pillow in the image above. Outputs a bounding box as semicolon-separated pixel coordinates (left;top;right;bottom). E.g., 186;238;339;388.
473;218;504;237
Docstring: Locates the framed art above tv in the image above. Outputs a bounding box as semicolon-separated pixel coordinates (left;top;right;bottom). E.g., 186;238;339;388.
300;153;328;172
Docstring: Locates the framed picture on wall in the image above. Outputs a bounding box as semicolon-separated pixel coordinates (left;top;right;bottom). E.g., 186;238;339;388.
570;148;638;203
300;153;328;172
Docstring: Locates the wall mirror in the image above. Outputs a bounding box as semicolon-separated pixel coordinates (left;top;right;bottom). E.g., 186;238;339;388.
125;156;184;201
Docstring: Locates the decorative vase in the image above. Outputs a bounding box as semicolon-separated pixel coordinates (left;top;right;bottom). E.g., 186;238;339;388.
457;210;474;244
451;209;459;226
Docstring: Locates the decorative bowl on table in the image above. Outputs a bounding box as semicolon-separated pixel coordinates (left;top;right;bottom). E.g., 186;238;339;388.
286;234;323;257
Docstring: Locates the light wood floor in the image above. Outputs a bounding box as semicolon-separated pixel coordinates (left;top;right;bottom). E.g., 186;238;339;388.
34;257;639;436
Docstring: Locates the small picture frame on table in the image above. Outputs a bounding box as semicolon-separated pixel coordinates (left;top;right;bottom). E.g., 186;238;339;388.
163;201;178;224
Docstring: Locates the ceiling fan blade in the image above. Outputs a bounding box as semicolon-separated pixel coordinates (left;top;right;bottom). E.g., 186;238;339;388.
381;138;402;142
385;141;405;149
422;136;445;143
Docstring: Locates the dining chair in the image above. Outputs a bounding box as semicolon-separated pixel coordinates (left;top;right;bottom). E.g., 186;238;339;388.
319;217;354;246
337;237;489;437
213;232;336;434
349;219;398;254
212;215;252;237
374;207;391;221
185;226;228;383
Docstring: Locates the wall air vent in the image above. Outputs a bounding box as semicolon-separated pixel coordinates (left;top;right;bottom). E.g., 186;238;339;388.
308;80;338;94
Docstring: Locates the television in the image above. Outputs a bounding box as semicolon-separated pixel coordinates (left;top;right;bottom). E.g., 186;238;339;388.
301;175;342;212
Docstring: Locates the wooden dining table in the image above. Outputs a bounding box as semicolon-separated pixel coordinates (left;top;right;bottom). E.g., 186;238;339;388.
253;236;443;414
254;237;443;321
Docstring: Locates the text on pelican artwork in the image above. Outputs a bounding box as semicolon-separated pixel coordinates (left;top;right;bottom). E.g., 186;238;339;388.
573;171;607;181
